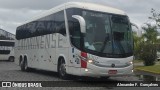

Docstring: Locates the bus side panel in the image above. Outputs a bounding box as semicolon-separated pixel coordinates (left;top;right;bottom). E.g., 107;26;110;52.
67;47;81;75
37;34;57;71
14;39;21;65
0;55;9;60
56;34;70;73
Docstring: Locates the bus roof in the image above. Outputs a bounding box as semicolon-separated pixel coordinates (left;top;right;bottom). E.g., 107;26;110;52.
21;2;126;26
65;2;126;15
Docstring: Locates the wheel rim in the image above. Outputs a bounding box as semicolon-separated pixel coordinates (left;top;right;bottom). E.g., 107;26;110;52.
59;63;66;77
24;61;28;70
20;61;23;67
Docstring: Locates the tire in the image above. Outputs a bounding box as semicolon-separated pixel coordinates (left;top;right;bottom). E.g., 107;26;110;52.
58;58;68;80
20;59;29;71
8;56;14;62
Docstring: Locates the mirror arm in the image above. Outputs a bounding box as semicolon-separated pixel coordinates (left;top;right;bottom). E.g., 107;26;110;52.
131;23;139;29
72;15;86;33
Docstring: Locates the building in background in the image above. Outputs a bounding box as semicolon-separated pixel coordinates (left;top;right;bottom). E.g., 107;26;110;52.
0;28;15;40
0;28;15;61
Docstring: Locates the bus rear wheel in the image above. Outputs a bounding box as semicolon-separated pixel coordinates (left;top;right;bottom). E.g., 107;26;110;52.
58;58;68;80
20;59;29;71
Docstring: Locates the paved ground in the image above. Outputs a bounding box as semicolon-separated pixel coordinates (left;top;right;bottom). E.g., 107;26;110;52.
0;61;160;90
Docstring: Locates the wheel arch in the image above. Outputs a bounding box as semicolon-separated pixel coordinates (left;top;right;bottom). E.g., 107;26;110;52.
19;55;24;66
24;54;28;61
8;56;15;61
57;54;67;72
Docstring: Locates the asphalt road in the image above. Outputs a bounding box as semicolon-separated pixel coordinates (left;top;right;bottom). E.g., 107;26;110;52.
0;61;160;90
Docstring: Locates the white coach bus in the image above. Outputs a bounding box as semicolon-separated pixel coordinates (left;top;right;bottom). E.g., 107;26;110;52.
0;40;15;61
15;2;134;79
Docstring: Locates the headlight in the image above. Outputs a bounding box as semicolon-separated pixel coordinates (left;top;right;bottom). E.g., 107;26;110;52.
85;69;88;72
88;59;93;63
126;61;133;65
132;70;134;72
130;61;133;64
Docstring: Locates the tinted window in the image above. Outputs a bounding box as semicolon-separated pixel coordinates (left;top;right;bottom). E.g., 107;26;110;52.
0;50;10;54
0;41;14;55
0;41;15;46
55;11;66;35
16;10;66;40
66;8;82;49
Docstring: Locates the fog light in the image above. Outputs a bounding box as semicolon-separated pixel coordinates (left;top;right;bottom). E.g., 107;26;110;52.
130;61;133;64
88;60;93;63
85;69;88;72
132;70;134;72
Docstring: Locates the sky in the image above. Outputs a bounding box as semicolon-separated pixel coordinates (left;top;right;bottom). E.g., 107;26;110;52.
0;0;159;34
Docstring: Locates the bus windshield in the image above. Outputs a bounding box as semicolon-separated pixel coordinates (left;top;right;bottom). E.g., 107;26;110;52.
82;10;133;58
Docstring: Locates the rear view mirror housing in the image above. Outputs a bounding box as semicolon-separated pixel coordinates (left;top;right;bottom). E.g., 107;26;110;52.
72;15;86;33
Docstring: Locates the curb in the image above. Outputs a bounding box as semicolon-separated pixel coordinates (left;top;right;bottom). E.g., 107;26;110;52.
135;68;160;74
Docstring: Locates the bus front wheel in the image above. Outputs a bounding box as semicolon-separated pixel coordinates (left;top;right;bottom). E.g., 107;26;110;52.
58;58;68;80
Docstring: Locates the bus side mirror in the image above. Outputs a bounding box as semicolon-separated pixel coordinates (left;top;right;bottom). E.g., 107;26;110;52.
72;15;86;33
131;23;139;29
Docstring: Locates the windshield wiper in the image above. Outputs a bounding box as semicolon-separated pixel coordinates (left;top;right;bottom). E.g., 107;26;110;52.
100;35;109;53
114;41;125;54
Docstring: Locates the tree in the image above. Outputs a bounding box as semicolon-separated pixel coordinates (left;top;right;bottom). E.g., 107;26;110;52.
134;9;160;66
149;9;160;43
149;8;160;28
142;23;158;44
140;23;157;66
133;32;144;60
133;9;160;66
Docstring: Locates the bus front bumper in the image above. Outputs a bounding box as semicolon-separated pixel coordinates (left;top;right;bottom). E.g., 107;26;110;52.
79;63;134;77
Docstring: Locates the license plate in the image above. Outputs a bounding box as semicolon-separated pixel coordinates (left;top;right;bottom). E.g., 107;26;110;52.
108;70;117;74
